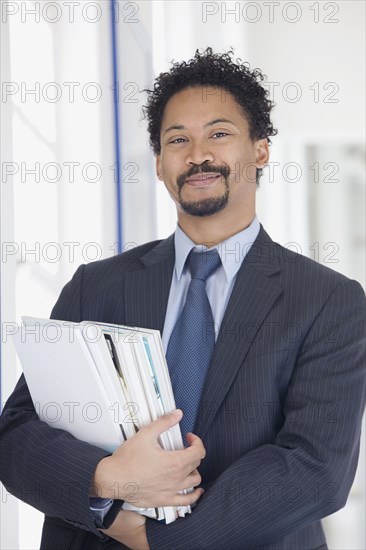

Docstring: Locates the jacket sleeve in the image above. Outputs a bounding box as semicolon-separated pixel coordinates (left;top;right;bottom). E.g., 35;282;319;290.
0;265;122;537
146;279;366;549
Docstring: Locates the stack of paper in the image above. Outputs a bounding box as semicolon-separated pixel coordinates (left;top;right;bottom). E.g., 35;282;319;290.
12;316;192;524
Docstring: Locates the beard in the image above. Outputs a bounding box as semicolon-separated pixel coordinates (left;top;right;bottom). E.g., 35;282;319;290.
177;163;230;217
178;184;229;216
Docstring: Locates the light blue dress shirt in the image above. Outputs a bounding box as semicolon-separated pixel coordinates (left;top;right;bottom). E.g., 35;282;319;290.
90;215;260;523
162;215;260;348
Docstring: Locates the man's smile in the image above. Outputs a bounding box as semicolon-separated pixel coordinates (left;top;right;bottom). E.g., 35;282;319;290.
184;173;222;187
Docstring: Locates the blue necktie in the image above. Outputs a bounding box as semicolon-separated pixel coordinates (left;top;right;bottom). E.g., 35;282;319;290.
166;248;222;440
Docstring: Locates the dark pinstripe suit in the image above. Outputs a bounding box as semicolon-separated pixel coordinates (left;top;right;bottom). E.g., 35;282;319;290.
1;226;365;550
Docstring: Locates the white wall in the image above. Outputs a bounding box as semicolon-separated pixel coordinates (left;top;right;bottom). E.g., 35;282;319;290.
1;1;117;547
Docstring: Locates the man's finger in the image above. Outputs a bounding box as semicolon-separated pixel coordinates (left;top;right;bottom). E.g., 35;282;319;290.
185;432;206;459
143;409;183;441
170;487;204;507
174;446;205;475
183;470;202;488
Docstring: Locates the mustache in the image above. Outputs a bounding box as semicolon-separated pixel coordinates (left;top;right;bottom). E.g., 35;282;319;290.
177;163;230;189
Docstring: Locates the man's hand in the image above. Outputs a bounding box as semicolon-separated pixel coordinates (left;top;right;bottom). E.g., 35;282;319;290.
91;409;205;508
101;510;149;550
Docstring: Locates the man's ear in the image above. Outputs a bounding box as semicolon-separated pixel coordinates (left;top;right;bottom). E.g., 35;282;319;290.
156;155;163;181
255;139;269;168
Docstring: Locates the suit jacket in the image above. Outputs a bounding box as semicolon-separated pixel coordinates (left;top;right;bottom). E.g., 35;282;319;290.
1;226;365;550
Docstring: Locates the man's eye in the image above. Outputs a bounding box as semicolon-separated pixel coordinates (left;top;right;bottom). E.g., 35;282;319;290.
212;132;228;138
169;138;187;144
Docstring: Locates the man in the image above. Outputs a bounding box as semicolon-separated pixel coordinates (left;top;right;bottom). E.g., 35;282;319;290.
1;48;365;550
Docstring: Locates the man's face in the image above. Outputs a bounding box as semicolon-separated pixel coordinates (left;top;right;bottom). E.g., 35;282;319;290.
156;86;268;218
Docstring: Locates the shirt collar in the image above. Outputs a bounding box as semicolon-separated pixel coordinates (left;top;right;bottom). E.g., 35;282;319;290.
174;215;260;283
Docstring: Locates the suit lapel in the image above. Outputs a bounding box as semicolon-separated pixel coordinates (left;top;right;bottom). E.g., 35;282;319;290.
195;227;283;438
123;235;175;332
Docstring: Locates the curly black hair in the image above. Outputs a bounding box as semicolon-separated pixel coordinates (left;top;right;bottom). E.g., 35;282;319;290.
142;47;277;161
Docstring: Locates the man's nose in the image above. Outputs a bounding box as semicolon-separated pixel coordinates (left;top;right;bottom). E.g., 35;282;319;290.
185;142;214;166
